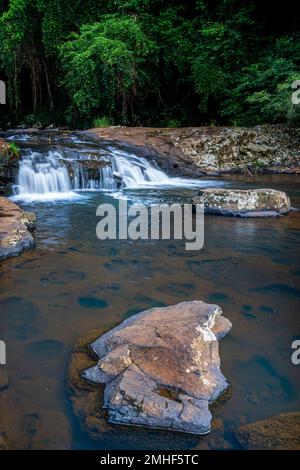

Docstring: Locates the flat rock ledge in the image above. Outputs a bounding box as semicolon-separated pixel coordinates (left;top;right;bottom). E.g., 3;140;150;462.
192;188;291;217
0;196;36;260
81;300;232;435
234;412;300;450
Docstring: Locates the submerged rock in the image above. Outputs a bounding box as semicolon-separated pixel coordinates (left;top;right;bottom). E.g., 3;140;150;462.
30;410;71;450
192;188;291;217
234;412;300;450
0;197;36;260
81;300;232;435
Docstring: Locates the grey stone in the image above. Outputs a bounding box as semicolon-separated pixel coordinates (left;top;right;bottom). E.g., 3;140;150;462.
82;300;232;435
234;412;300;450
193;188;291;217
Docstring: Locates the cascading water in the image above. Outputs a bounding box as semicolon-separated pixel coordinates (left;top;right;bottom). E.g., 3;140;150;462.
16;151;71;195
110;149;173;187
13;141;203;200
14;148;175;196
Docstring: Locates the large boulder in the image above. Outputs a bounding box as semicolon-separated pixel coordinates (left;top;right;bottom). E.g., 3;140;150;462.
234;412;300;450
0;196;36;260
192;188;291;217
81;300;232;435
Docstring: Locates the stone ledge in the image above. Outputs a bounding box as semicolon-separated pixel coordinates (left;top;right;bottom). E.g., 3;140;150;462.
0;196;36;260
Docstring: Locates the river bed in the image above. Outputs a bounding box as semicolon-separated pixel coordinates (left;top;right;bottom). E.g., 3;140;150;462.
0;133;299;449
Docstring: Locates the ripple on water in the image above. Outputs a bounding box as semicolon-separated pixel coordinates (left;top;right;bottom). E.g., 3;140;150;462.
26;339;64;357
78;297;108;309
208;292;229;303
1;297;40;340
251;283;300;298
259;305;276;315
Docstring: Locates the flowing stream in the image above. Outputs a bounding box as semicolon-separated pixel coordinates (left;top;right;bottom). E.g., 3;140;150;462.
13;136;203;200
0;131;299;450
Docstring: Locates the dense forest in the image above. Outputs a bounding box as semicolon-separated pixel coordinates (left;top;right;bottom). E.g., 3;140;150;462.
0;0;299;128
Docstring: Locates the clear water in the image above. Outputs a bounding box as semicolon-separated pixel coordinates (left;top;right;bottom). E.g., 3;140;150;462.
0;133;299;450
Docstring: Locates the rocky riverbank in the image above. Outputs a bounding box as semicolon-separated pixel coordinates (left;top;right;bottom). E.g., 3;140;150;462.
88;125;300;176
0;197;36;260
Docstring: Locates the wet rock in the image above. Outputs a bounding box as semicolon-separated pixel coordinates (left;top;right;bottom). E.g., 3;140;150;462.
234;412;300;450
89;126;300;175
0;197;36;260
81;300;232;435
0;137;19;195
193;188;291;217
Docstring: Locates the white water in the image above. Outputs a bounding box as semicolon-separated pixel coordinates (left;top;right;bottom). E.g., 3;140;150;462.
13;147;205;201
110;149;174;187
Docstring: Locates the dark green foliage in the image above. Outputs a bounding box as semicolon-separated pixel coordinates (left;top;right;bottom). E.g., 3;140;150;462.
0;0;299;127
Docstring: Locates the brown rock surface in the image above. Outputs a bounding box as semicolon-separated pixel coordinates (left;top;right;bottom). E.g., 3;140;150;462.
88;126;300;175
78;300;232;435
234;412;300;450
192;188;291;217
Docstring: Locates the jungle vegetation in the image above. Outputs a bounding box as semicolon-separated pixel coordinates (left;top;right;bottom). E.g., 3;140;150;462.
0;0;299;128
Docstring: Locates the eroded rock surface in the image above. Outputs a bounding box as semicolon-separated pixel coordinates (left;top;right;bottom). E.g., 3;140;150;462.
81;300;232;435
193;188;291;217
0;197;36;260
0;137;19;195
234;412;300;450
89;126;300;176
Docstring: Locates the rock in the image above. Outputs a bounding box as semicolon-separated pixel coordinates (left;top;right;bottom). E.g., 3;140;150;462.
81;300;232;435
30;410;71;450
88;125;300;176
234;412;300;450
0;137;19;195
192;188;291;217
0;197;36;260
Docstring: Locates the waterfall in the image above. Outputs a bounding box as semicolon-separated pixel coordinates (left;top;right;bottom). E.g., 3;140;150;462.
13;145;202;200
110;149;173;188
16;151;71;195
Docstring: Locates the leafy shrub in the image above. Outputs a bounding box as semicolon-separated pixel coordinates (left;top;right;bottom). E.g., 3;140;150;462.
93;116;112;128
